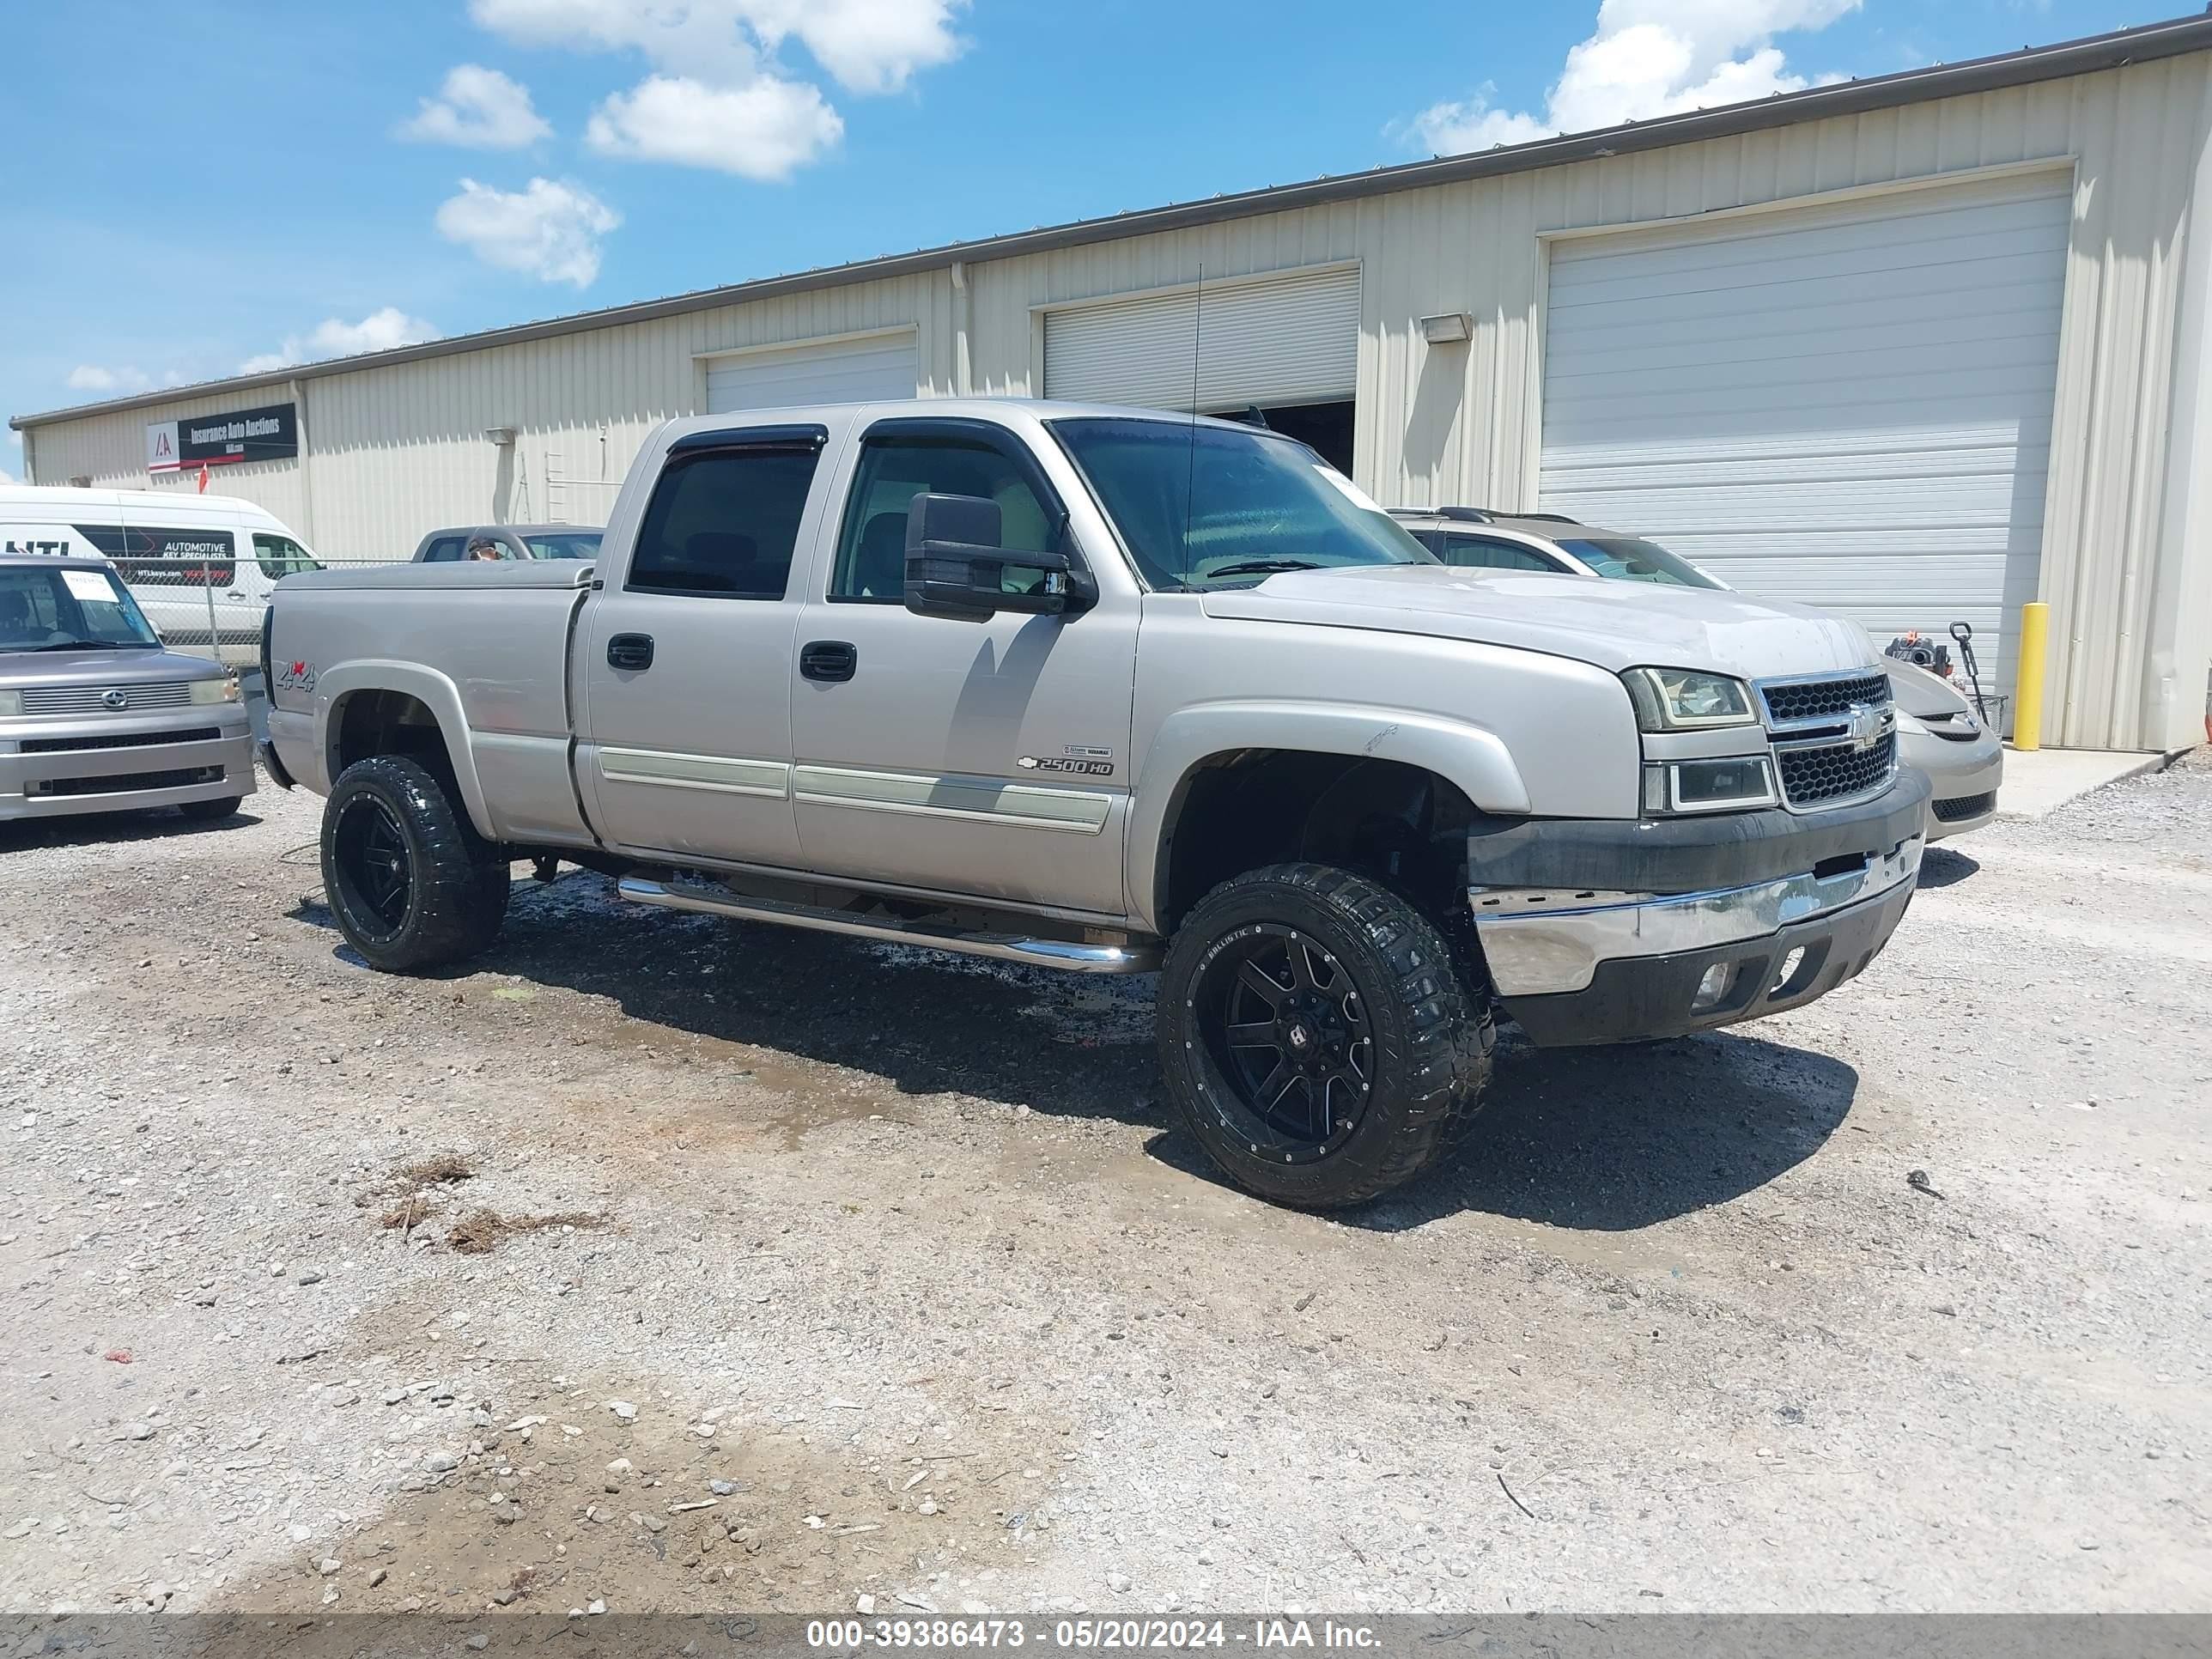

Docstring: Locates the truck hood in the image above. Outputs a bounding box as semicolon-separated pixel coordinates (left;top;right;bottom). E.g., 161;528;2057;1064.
0;646;227;687
1200;565;1878;679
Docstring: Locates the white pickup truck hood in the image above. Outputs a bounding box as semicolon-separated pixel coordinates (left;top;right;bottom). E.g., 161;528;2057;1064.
1201;565;1876;680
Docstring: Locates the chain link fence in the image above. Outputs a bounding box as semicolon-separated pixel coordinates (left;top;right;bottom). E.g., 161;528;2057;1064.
115;550;412;669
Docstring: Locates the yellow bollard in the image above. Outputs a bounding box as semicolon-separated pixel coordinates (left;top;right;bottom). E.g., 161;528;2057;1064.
2012;601;2050;751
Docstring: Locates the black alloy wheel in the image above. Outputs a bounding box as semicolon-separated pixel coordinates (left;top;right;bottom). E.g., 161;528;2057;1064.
318;755;511;972
1156;862;1492;1209
1195;924;1373;1161
331;794;415;940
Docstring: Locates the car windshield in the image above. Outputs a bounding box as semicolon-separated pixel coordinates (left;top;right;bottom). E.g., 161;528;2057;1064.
522;531;603;560
0;564;162;652
1049;417;1435;589
1558;537;1722;589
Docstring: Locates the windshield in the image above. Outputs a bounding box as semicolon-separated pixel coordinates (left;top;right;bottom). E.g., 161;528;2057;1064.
0;563;162;652
1558;537;1722;589
1050;417;1435;589
523;531;604;560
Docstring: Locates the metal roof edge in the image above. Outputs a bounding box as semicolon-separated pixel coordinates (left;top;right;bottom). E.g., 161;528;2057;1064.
16;10;2212;433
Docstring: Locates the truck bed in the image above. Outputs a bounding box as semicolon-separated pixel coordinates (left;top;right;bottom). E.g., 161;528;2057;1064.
267;561;593;847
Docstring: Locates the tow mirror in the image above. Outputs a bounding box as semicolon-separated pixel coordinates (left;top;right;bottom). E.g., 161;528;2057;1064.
903;493;1087;622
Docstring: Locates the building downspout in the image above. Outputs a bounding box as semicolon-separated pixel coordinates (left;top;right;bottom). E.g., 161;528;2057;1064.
951;260;973;396
289;378;319;548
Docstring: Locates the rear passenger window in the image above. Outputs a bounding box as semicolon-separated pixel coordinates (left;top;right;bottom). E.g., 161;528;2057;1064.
628;446;821;599
419;536;466;564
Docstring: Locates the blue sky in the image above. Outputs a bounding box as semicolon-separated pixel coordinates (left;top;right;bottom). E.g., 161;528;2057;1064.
0;0;2160;473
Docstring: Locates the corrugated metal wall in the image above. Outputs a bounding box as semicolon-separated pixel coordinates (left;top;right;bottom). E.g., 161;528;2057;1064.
24;57;2211;749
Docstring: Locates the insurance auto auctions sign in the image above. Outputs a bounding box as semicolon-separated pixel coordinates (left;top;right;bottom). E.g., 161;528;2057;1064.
145;401;297;473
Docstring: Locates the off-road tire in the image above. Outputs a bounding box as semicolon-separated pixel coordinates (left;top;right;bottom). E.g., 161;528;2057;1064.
319;755;509;972
1156;862;1492;1209
175;796;243;823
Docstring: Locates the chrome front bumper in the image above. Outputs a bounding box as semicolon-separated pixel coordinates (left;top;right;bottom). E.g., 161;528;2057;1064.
1474;834;1924;998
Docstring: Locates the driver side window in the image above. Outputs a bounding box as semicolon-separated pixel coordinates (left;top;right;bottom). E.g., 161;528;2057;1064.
830;434;1053;603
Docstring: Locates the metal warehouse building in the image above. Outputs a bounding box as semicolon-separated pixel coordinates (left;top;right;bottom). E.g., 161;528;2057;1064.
15;15;2212;751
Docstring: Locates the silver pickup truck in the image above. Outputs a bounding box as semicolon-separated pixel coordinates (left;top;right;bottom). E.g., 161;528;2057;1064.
262;399;1928;1208
3;554;253;823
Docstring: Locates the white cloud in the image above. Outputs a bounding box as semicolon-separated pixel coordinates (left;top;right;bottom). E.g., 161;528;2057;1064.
585;72;840;179
1396;0;1859;155
240;307;439;374
471;0;964;93
435;177;620;286
67;364;151;393
399;64;553;148
739;0;966;95
469;0;963;176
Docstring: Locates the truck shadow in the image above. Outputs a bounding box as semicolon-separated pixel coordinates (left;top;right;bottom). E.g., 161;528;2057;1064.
1916;846;1980;889
0;804;264;851
292;872;1859;1231
1176;1030;1862;1233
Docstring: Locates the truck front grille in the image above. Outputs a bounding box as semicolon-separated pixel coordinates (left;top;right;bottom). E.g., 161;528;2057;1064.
1754;670;1899;811
1760;672;1890;726
1778;732;1895;807
18;726;222;755
19;682;195;716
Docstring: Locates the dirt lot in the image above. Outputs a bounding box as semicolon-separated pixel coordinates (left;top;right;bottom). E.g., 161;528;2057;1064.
3;755;2208;1618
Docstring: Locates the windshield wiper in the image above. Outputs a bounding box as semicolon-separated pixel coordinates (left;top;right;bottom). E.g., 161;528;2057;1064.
22;641;113;652
1202;559;1321;580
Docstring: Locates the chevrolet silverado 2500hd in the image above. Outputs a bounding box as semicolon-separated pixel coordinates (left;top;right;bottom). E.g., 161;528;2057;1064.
262;400;1927;1208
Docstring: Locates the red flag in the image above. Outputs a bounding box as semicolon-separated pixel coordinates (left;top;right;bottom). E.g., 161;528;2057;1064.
196;462;210;494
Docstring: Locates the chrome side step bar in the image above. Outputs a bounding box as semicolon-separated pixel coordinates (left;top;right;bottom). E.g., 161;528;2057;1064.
616;875;1159;975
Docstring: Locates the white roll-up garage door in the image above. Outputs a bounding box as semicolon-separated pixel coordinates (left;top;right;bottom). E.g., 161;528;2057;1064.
1538;176;2069;697
1045;266;1359;410
705;331;919;415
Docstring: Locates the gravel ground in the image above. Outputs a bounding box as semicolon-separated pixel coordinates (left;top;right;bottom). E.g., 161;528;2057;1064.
2;753;2207;1618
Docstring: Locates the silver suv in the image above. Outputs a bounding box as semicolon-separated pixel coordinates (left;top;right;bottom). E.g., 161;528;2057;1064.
1387;507;1724;588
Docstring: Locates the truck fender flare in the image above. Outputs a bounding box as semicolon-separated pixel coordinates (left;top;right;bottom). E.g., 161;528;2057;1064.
1126;701;1530;934
316;660;497;842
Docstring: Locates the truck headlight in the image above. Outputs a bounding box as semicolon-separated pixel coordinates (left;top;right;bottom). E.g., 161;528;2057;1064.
0;690;20;717
1623;666;1758;732
189;677;241;705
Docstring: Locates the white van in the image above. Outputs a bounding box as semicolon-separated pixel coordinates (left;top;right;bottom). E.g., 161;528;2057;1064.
0;484;320;665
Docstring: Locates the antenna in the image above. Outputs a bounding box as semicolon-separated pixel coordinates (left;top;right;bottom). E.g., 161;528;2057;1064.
1182;264;1203;573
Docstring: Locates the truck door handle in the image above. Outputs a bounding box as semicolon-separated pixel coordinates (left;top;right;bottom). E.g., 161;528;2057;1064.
800;641;857;684
606;632;655;672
